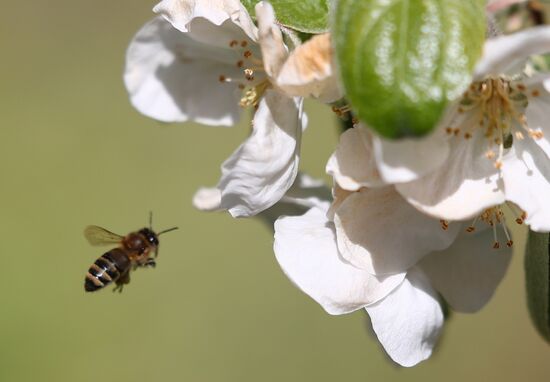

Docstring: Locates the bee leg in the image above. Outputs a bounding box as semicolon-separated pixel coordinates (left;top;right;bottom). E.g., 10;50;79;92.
144;259;156;268
113;270;131;293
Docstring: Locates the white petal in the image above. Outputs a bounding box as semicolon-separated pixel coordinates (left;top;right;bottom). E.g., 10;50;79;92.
153;0;258;41
276;33;342;103
397;128;505;221
326;126;385;191
475;26;550;79
502;138;550;231
218;90;304;217
372;128;449;184
124;17;243;125
274;206;405;315
333;187;461;275
192;187;222;211
419;228;512;313
365;267;443;367
255;1;287;78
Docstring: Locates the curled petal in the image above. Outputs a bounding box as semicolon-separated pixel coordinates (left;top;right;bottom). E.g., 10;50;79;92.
218;90;304;217
475;26;550;79
333;187;460;275
153;0;258;41
326;126;385;191
276;33;342;103
366;267;443;367
124;17;243;125
274;206;405;315
419;228;512;313
255;1;287;78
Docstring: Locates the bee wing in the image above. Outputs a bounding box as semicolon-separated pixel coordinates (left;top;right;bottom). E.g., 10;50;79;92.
84;225;124;246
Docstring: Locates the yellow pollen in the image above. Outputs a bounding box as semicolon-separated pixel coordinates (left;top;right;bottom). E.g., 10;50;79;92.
239;80;269;108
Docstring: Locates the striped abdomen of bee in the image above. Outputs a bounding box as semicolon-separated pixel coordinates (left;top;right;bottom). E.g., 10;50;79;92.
85;248;131;292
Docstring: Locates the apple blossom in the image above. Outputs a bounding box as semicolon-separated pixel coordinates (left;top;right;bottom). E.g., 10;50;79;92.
125;0;340;218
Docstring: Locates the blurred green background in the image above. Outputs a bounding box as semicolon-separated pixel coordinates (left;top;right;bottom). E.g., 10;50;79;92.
0;1;549;381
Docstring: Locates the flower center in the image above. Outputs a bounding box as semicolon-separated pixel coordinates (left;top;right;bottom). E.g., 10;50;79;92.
218;39;270;109
446;77;543;168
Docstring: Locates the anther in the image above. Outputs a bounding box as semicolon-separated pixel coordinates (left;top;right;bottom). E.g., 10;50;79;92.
528;129;544;139
237;60;244;68
517;83;526;91
507;240;514;247
229;40;238;47
515;131;525;140
466;226;476;233
493;241;500;249
532;89;540;97
240;40;248;47
218;75;226;82
243;50;253;59
495;161;503;169
244;68;254;81
440;220;449;231
464;132;472;139
446;127;453;135
486;150;496;159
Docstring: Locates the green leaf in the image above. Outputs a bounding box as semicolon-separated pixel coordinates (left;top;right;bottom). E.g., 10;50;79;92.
525;230;550;342
241;0;330;33
334;0;486;139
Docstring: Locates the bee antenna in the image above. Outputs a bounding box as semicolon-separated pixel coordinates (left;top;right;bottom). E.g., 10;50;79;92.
149;211;153;230
157;227;178;236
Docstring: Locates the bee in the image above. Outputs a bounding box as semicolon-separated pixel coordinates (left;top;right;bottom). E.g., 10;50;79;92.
83;215;177;292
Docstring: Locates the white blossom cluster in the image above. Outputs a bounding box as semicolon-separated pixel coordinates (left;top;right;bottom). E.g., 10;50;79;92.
125;0;550;367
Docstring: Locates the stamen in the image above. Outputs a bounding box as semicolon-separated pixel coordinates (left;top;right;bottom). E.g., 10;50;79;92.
240;40;248;47
466;215;480;233
229;40;239;48
492;222;500;249
440;220;449;231
244;68;254;81
515;131;524;140
528;129;544;139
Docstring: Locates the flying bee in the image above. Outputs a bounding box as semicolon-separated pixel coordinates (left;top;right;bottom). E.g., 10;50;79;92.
83;215;177;293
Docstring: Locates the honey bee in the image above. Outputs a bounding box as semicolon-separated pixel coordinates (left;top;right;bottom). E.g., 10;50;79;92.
83;216;177;292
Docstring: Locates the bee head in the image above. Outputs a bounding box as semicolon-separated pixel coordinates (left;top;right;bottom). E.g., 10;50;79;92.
139;228;159;247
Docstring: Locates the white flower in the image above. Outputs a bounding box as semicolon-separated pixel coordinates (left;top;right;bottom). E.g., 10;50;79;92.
361;26;550;231
274;185;512;367
125;0;340;218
